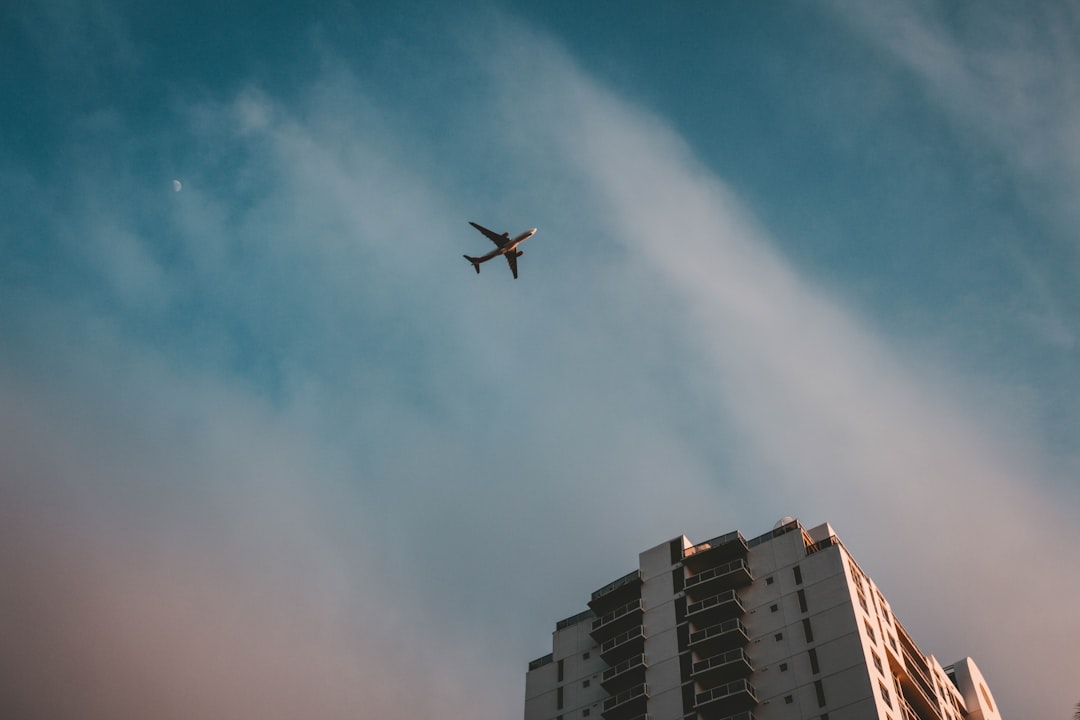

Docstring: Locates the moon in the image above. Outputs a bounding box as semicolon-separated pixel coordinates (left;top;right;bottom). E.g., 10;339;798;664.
172;179;182;192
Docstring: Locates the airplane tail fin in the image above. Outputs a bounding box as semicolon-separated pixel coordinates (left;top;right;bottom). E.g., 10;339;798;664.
463;255;481;274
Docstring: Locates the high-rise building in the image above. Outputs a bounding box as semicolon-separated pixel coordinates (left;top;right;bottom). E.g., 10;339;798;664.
524;519;1002;720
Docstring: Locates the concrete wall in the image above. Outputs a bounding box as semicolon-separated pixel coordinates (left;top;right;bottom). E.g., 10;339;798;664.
525;615;605;720
641;539;684;720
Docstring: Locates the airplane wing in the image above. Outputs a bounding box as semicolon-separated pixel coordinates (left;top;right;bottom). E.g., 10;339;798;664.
469;221;509;248
505;251;519;279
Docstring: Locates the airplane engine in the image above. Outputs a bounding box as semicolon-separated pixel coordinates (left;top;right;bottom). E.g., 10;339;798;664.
516;250;524;257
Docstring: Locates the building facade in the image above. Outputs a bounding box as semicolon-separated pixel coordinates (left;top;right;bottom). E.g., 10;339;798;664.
524;519;1002;720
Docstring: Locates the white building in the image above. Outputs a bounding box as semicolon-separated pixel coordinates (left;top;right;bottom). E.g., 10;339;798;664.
524;519;1002;720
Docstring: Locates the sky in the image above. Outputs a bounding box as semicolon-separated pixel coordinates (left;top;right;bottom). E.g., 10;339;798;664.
1;1;1078;718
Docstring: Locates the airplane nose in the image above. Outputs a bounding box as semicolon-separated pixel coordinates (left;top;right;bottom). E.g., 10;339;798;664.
530;228;538;235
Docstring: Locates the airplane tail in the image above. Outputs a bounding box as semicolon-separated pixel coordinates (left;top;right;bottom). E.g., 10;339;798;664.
463;255;481;274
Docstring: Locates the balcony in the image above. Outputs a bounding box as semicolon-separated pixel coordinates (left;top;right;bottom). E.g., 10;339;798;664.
527;653;552;671
686;589;745;627
590;570;644;613
591;598;645;642
899;695;921;720
805;534;841;555
885;626;943;720
684;558;753;601
704;713;756;720
691;648;753;688
683;531;749;572
602;683;648;720
556;609;596;631
694;679;757;718
601;653;647;694
689;619;750;657
895;661;943;720
600;626;647;665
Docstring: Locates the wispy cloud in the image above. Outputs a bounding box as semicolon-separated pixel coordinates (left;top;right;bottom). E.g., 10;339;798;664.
483;25;1080;716
2;9;1077;720
825;0;1080;348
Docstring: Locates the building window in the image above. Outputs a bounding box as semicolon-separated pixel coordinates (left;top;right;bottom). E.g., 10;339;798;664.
803;618;814;643
858;591;869;613
582;710;590;718
815;679;827;707
808;648;820;674
557;687;563;710
582;679;590;688
775;633;783;641
770;604;779;613
780;663;788;672
872;650;883;675
557;659;564;682
583;651;590;660
797;589;808;613
766;576;775;585
793;565;803;585
864;620;876;645
849;561;863;589
784;695;794;704
879;682;893;709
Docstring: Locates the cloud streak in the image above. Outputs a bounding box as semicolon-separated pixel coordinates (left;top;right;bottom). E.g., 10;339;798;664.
2;9;1077;720
825;0;1080;350
484;27;1080;716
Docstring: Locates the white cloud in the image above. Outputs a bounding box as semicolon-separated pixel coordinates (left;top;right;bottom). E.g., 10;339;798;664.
479;29;1080;716
3;13;1078;720
825;0;1080;350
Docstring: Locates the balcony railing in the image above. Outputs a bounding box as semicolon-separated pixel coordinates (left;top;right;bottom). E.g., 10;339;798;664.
901;645;938;703
527;653;552;671
602;654;647;684
600;626;647;664
601;653;647;695
694;678;757;708
885;624;943;720
691;648;753;678
899;694;921;720
556;609;596;630
604;683;648;708
713;713;756;720
894;625;942;719
686;589;745;622
592;570;643;602
601;627;646;652
805;534;840;555
592;598;645;633
684;531;748;560
689;618;749;646
684;558;753;595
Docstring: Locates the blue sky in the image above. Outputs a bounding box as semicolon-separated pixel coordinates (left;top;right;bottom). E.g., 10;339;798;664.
2;2;1077;718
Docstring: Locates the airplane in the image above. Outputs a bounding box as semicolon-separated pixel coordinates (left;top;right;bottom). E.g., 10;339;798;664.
463;221;538;279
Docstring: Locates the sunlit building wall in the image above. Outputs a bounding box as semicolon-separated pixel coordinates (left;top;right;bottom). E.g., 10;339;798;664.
524;519;1002;720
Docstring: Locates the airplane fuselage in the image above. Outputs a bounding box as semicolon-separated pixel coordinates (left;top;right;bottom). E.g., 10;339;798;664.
464;222;538;278
472;228;537;263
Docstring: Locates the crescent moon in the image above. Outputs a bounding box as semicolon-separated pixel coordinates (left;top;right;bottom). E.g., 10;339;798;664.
173;179;182;192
